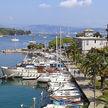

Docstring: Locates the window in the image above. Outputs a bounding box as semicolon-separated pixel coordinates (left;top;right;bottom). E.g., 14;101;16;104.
86;40;89;45
100;40;103;45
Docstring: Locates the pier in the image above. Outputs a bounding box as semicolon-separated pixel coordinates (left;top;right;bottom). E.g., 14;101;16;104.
1;48;42;54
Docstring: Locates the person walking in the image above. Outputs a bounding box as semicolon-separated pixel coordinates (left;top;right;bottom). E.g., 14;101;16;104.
78;70;80;76
74;70;76;76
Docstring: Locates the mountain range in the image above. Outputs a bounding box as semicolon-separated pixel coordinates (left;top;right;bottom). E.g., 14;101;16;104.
0;24;106;35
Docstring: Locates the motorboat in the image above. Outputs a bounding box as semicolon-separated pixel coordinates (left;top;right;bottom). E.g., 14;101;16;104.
11;34;19;42
1;66;38;77
11;38;19;42
50;91;80;97
22;74;39;80
50;96;81;102
48;82;77;92
37;73;50;83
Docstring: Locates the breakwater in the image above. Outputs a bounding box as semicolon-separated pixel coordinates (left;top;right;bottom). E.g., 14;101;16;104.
1;48;42;54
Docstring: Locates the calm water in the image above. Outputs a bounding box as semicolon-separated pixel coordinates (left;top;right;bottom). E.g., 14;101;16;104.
0;35;53;108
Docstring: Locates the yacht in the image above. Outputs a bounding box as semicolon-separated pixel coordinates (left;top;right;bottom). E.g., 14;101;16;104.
1;66;38;77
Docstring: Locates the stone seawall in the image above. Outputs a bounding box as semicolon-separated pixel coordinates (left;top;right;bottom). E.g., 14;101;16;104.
1;48;42;54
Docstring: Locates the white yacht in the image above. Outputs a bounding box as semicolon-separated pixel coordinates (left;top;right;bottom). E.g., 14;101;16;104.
1;66;38;77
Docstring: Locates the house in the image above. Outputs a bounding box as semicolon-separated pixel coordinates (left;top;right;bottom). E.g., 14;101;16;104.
74;28;107;54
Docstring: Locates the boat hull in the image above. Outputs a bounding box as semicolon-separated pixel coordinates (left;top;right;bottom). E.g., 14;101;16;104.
1;66;38;77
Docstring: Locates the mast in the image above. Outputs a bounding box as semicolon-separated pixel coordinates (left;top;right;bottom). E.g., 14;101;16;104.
44;40;46;63
60;27;62;71
56;35;58;67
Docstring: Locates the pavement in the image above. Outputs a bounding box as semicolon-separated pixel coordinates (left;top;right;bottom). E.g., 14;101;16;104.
68;64;104;108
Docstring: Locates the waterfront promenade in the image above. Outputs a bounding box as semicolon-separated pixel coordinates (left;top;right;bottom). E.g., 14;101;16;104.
68;64;104;108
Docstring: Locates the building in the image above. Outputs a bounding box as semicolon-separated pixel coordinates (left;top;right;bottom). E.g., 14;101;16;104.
74;28;107;54
83;28;94;37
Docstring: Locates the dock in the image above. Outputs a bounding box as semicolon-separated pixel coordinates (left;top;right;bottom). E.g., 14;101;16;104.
1;48;42;54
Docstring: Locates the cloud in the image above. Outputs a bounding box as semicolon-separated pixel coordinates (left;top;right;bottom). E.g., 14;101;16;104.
39;3;51;8
60;0;92;8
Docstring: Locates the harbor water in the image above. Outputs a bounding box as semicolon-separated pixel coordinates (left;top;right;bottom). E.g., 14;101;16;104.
0;35;54;108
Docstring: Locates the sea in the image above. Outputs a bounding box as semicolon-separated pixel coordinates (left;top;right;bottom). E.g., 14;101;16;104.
0;35;55;108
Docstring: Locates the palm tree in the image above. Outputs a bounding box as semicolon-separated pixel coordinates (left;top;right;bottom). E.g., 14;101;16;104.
88;48;108;89
66;40;81;64
99;65;108;89
96;95;108;107
80;52;104;108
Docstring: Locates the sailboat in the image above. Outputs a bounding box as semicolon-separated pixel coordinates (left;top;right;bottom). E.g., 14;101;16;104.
11;34;19;42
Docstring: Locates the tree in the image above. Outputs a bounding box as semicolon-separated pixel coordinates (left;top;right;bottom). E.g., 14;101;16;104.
80;52;104;108
96;95;108;107
87;48;108;89
94;32;102;38
76;33;85;37
66;40;81;64
48;37;73;48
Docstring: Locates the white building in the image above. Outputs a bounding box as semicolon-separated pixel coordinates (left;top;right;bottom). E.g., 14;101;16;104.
74;28;107;54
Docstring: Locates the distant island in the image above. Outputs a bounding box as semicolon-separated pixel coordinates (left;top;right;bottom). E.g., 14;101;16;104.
0;28;31;36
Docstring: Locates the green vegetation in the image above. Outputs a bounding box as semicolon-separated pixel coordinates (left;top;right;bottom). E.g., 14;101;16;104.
96;95;108;107
94;32;102;38
0;28;31;36
49;37;73;48
76;33;85;37
27;43;44;50
66;40;82;64
63;38;108;107
95;80;101;88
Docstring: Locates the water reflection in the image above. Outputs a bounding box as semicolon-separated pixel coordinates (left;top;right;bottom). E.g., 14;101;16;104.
0;79;50;108
0;78;48;89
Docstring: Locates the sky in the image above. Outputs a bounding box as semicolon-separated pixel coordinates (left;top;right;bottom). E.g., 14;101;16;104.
0;0;108;28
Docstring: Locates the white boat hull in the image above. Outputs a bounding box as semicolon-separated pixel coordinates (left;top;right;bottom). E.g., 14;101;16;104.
1;66;38;77
11;38;19;42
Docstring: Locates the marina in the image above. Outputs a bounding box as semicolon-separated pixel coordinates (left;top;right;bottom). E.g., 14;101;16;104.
0;0;108;107
0;35;90;108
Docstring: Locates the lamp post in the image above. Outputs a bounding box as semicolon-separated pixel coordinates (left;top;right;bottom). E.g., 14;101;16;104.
32;97;36;108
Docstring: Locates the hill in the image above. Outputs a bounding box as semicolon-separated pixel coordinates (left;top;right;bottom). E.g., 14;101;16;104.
0;28;31;36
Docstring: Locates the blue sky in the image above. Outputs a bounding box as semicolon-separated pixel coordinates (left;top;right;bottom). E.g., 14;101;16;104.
0;0;108;27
